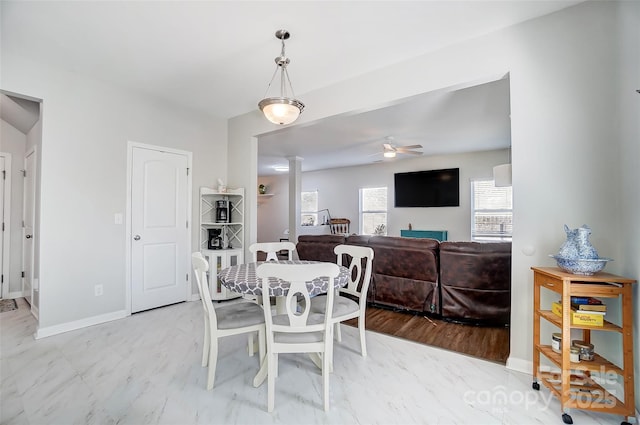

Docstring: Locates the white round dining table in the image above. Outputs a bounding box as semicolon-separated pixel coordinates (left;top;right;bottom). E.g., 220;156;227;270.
219;260;350;297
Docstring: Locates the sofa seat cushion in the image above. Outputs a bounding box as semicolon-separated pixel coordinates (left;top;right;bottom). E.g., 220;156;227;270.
441;286;510;324
373;274;438;313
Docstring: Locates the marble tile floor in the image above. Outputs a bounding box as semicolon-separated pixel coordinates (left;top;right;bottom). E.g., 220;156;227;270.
0;298;624;425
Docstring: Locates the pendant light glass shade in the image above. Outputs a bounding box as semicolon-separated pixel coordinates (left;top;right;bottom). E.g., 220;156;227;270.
258;30;304;125
259;97;303;125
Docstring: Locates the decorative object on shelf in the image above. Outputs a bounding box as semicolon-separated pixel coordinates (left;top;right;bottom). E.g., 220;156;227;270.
258;184;267;195
217;178;226;193
373;224;386;236
550;256;612;276
569;347;581;363
258;29;305;125
550;224;612;275
551;332;562;354
571;340;595;361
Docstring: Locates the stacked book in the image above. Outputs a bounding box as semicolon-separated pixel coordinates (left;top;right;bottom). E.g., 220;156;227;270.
571;296;606;312
551;297;606;326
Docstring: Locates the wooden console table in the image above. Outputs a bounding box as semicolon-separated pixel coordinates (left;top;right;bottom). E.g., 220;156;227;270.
531;266;636;425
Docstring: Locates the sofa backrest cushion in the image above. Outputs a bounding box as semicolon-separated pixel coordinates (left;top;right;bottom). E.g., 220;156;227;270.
345;235;371;246
439;241;511;290
296;235;346;263
367;236;439;282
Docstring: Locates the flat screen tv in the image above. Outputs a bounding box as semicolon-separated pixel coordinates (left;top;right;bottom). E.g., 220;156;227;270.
394;168;460;207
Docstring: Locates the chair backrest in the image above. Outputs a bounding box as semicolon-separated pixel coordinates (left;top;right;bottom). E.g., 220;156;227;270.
256;262;340;334
330;218;350;235
334;244;374;300
192;252;218;328
249;242;296;262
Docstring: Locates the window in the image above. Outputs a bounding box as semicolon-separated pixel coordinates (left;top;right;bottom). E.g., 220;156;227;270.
471;179;512;241
360;187;387;235
301;190;318;226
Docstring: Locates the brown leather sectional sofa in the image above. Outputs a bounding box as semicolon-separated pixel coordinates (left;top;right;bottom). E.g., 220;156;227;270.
296;234;511;325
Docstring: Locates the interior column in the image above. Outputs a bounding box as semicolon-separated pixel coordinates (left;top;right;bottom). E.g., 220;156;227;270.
287;156;302;245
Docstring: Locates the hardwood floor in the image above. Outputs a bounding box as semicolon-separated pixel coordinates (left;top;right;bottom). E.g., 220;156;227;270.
344;306;510;364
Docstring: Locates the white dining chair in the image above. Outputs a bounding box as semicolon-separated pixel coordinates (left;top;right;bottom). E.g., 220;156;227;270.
310;244;374;357
256;262;339;412
249;241;296;262
191;252;266;390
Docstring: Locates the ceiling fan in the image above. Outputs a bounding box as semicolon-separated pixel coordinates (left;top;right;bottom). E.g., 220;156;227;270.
381;137;423;158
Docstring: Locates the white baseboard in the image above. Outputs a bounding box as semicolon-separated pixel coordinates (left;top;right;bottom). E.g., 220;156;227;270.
5;291;24;299
506;356;533;375
35;309;128;339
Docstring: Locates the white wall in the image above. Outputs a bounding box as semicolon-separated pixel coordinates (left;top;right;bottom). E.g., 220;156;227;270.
0;54;227;330
257;174;289;243
230;1;637;400
300;149;507;241
0;120;26;295
616;0;640;413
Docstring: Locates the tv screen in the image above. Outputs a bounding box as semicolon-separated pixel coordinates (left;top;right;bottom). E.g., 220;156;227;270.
394;168;460;207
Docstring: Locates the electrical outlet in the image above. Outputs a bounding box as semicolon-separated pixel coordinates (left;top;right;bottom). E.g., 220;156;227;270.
94;284;103;296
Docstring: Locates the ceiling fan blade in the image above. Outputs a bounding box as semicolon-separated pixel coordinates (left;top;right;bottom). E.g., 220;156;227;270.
400;144;423;150
383;143;394;150
395;149;422;155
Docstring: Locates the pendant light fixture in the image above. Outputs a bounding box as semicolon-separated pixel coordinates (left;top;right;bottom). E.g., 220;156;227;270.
258;30;305;125
493;147;512;187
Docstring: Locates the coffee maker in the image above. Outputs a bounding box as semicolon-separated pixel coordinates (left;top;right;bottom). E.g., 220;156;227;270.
207;228;223;249
215;200;230;223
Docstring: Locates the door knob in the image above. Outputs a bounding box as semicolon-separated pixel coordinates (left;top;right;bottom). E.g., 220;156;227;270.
25;235;32;239
133;235;141;241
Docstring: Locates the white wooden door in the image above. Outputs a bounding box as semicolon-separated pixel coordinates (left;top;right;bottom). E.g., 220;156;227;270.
131;147;189;313
22;149;36;307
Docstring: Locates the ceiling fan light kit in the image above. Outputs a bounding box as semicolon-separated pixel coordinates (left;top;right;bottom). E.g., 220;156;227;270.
258;29;305;125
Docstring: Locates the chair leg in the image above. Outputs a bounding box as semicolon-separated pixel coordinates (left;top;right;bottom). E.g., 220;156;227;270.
328;325;334;373
202;319;210;367
359;316;367;357
274;353;279;377
248;333;255;357
258;328;266;365
335;322;342;342
206;337;218;390
267;352;276;412
323;339;330;411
